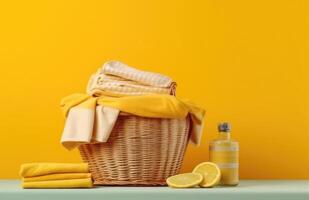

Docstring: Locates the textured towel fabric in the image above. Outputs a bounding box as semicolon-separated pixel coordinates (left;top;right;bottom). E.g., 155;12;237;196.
60;94;205;150
102;61;173;87
23;173;92;182
20;163;89;177
89;74;175;96
22;178;93;189
87;61;176;96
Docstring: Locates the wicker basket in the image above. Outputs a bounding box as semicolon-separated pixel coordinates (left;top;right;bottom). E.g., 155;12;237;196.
78;114;191;185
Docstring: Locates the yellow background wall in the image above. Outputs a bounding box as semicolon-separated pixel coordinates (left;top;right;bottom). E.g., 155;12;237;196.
0;0;308;178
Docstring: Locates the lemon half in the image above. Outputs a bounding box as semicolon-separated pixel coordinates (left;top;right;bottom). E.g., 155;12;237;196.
166;173;203;188
192;162;221;187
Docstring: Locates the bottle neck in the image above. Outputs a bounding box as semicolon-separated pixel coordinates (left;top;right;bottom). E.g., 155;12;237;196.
218;131;231;140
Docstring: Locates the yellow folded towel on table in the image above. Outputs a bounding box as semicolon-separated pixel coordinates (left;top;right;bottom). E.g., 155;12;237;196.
23;173;91;182
61;94;205;150
20;163;89;177
87;61;177;96
20;163;92;189
22;178;92;189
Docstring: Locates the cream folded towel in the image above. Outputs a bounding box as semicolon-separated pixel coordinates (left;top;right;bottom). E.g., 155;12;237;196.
87;61;176;96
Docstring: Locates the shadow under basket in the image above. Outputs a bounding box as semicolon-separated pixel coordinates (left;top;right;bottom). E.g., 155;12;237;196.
78;114;191;186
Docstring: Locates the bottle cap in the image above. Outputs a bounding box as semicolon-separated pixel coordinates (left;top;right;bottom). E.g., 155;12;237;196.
218;122;231;132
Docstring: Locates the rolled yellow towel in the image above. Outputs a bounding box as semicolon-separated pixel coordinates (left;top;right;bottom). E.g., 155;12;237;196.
22;178;93;189
23;173;92;182
20;163;89;177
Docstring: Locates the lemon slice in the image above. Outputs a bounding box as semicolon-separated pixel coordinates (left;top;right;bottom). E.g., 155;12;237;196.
192;162;221;187
166;173;203;188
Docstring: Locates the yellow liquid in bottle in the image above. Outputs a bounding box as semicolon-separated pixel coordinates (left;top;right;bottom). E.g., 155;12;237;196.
209;127;239;186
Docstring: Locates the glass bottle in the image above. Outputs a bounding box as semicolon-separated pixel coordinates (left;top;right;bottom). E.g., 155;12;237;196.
209;122;239;186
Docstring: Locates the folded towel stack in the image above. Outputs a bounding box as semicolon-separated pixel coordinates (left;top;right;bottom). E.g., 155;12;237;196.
20;163;92;189
87;61;177;96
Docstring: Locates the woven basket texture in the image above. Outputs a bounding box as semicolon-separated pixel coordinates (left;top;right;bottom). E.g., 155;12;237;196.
79;115;190;185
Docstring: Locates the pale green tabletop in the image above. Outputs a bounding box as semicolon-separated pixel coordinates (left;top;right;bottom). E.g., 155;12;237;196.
0;180;308;200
